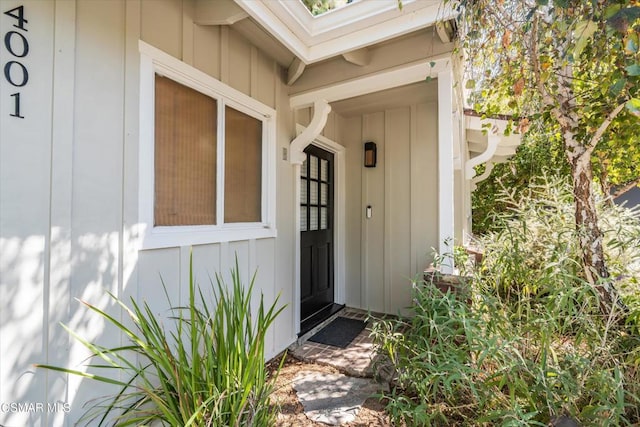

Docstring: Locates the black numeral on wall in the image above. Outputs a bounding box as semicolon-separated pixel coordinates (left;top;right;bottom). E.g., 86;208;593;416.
3;5;28;119
10;93;24;118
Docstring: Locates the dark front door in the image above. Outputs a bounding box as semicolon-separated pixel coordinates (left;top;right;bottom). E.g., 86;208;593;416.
300;145;334;322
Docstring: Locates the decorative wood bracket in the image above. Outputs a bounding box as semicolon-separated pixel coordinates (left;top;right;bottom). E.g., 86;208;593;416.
290;99;331;165
287;57;305;86
471;161;495;190
342;48;370;66
465;135;499;179
436;20;456;44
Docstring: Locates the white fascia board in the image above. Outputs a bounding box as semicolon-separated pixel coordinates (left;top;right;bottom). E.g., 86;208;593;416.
310;1;450;43
290;55;451;109
235;1;312;61
311;0;413;35
235;0;454;64
260;0;315;44
465;114;513;134
307;4;451;63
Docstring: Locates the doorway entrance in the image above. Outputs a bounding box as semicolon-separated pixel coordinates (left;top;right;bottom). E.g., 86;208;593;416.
299;145;341;333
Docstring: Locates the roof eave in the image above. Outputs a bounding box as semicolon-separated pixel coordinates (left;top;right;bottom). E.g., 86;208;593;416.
234;0;456;64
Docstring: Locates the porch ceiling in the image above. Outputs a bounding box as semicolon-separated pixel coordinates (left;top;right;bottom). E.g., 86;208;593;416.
289;54;451;109
330;80;437;117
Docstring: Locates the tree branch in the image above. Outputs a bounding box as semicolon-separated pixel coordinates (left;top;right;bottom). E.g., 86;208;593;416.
529;14;554;107
585;101;627;156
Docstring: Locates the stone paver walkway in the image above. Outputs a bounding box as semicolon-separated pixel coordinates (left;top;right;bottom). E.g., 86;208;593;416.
291;308;381;377
293;371;381;425
289;308;393;425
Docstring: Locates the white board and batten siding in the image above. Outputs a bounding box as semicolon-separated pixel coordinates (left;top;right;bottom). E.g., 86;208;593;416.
0;0;453;424
0;1;295;425
341;104;440;316
291;28;446;317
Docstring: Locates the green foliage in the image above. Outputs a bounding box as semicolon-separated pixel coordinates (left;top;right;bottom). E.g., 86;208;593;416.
455;0;640;290
37;255;285;426
460;0;640;192
472;124;568;235
459;0;640;127
472;118;639;234
300;0;404;15
372;177;640;426
300;0;349;16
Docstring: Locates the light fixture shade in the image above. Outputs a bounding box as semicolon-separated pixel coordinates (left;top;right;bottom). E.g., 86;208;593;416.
364;141;377;167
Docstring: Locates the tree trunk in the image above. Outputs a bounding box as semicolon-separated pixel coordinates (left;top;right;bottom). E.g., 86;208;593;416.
572;157;607;279
597;153;614;207
570;154;619;317
553;87;622;318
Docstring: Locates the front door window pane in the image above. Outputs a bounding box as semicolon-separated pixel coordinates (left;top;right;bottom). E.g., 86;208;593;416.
310;181;318;204
310;206;318;230
310;156;318;179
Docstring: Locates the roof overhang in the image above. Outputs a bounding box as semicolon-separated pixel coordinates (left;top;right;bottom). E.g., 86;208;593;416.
234;0;456;64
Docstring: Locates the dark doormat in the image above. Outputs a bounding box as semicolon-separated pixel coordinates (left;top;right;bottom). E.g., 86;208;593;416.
308;317;367;348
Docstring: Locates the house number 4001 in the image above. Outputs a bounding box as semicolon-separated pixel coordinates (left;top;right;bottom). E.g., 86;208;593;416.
3;5;29;119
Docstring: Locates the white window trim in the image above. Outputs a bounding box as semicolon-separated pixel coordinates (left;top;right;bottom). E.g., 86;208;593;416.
138;41;277;249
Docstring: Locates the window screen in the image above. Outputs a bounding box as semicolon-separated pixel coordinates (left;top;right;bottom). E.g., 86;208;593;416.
224;106;262;223
154;75;217;226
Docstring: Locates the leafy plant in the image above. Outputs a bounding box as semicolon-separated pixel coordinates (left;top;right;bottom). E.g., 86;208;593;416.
372;177;640;426
300;0;349;16
455;0;640;317
472;126;568;235
37;255;285;426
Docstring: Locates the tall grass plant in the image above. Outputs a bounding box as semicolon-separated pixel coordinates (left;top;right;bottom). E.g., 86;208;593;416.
37;256;284;426
372;176;640;426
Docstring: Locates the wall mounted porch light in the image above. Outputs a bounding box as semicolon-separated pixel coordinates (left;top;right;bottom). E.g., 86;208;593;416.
364;141;377;168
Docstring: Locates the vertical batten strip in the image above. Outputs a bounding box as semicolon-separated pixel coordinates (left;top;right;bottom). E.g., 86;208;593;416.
250;46;258;99
182;0;194;65
46;1;77;422
220;26;229;84
359;115;368;310
179;245;191;306
121;1;141;399
409;104;418;277
383;111;392;314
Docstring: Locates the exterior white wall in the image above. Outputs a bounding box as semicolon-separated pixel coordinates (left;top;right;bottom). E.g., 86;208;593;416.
341;102;439;315
0;0;458;424
1;2;59;426
0;1;295;425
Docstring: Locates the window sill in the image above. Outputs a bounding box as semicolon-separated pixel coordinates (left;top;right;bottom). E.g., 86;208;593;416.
139;224;277;250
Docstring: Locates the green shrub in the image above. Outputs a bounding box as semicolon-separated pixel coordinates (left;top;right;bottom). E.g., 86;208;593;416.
37;255;285;426
372;177;640;426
